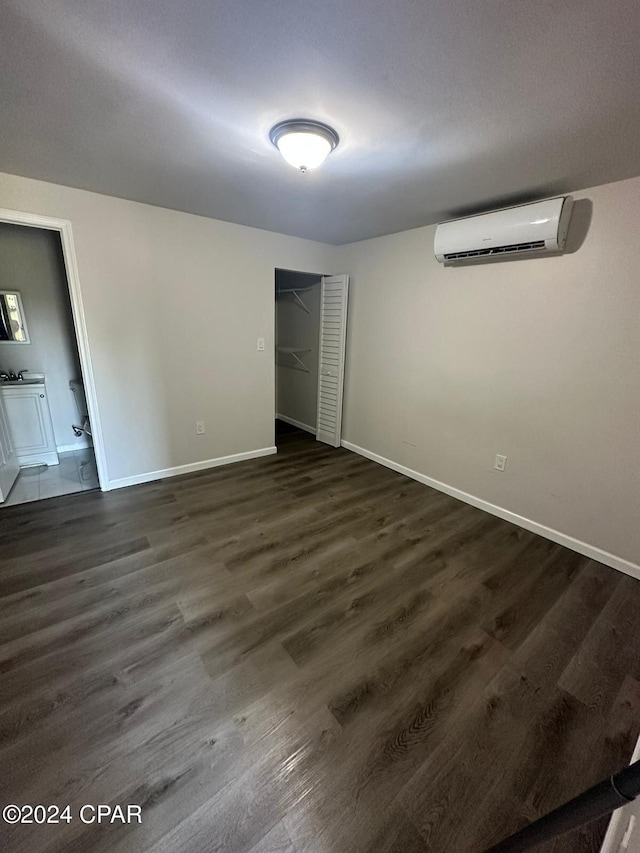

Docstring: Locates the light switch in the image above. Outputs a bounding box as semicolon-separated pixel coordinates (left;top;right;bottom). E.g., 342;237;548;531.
494;454;507;472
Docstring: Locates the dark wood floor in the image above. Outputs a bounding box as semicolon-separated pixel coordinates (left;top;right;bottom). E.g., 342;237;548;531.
1;423;639;853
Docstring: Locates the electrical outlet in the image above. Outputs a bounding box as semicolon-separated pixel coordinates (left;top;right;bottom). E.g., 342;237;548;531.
196;421;205;435
257;337;265;351
494;454;507;472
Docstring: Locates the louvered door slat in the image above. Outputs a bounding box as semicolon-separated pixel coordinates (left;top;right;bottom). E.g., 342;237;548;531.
316;274;349;447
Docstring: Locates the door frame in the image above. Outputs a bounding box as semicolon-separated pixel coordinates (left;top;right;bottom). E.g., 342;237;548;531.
0;207;108;490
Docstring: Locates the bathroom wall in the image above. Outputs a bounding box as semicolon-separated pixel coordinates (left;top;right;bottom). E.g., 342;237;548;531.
276;270;322;431
0;223;88;450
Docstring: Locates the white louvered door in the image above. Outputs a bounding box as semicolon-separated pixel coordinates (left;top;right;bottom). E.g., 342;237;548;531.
316;274;349;447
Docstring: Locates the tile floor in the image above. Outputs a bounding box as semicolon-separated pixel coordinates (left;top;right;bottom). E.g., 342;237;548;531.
1;448;99;507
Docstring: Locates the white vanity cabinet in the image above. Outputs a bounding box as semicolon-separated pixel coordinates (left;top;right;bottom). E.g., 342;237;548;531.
1;382;59;467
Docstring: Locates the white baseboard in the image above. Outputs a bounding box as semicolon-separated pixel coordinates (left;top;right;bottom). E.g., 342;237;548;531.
341;439;640;581
105;446;277;491
19;451;60;467
276;413;316;435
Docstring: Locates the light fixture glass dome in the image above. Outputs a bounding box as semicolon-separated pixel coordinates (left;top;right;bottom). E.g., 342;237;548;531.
270;120;339;173
276;132;332;171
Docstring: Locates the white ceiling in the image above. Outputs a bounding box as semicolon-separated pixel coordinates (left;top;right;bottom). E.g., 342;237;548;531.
1;1;639;245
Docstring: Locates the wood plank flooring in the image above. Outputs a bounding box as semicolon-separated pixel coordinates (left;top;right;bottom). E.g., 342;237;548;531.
1;422;639;853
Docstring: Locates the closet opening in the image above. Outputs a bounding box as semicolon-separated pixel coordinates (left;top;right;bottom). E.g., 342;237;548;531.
275;267;350;450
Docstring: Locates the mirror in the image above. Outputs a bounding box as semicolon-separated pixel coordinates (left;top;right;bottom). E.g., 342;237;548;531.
0;291;29;344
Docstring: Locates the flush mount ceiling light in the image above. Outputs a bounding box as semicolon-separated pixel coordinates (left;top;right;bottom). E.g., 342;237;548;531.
269;119;339;173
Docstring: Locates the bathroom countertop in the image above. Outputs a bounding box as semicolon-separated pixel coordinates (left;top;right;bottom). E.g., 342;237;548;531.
0;379;45;387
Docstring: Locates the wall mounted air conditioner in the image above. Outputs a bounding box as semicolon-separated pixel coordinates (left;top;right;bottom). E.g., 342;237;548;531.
434;196;574;264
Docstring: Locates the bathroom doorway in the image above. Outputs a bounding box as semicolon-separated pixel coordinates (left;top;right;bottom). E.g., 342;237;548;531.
0;215;102;506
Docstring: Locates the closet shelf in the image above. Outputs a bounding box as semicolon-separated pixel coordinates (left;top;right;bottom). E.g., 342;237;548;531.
276;346;311;373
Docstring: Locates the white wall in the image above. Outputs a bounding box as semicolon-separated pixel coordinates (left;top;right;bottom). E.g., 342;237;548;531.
335;176;640;570
0;223;89;451
0;172;333;486
276;270;321;431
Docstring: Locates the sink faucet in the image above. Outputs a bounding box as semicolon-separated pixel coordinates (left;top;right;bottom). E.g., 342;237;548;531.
17;370;28;380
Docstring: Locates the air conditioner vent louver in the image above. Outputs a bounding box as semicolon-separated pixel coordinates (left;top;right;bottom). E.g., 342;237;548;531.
434;197;574;264
444;240;546;261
